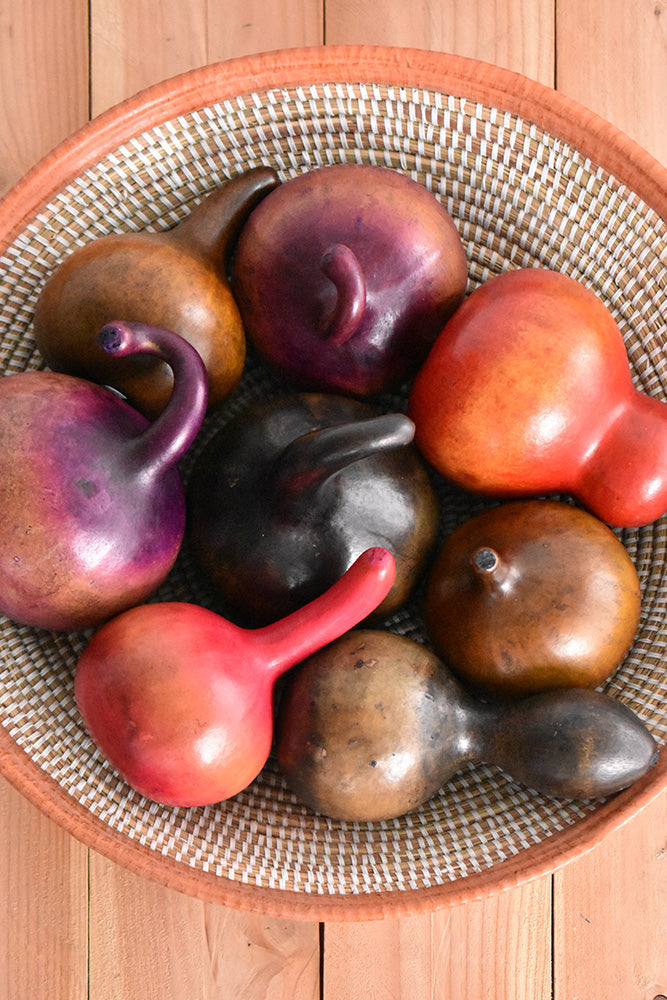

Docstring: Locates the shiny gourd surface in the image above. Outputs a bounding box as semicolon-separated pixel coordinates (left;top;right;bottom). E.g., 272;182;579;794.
408;267;667;528
423;499;642;698
32;167;279;418
276;629;658;822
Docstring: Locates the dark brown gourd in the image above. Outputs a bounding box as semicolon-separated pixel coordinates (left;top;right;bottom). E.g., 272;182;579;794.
276;629;658;822
423;499;641;698
187;393;438;625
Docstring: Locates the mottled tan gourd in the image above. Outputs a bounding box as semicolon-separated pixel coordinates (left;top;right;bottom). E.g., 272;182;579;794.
276;629;657;822
32;166;279;418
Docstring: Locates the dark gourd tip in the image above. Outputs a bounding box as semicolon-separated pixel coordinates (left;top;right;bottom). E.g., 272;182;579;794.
473;547;499;573
97;323;125;356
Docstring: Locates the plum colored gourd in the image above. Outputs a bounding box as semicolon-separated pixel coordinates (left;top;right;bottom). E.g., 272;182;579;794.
408;267;667;528
231;163;468;397
187;392;438;625
74;547;396;807
32;166;279;418
424;499;642;698
0;320;207;631
276;629;658;822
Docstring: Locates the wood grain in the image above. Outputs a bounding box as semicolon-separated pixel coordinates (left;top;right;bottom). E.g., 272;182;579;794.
325;0;555;84
0;0;88;197
0;777;88;1000
206;1;323;64
554;791;667;998
323;880;552;999
90;0;323;116
557;0;667;164
90;0;209;115
88;853;320;999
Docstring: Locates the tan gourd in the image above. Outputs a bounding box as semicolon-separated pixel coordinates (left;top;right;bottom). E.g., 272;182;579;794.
32;166;279;418
276;629;657;822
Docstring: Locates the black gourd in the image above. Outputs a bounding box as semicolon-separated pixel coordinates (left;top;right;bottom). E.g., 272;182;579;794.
187;393;438;625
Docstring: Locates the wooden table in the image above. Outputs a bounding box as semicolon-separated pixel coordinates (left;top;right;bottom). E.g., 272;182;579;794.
1;3;666;997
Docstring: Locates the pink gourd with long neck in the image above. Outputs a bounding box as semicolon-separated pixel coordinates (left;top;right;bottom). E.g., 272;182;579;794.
0;320;207;630
74;547;397;807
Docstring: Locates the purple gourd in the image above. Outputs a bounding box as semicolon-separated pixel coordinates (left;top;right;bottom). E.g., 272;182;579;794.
0;320;207;631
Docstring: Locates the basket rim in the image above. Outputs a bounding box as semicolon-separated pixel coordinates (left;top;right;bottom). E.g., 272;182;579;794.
0;43;665;921
0;44;665;244
1;723;664;921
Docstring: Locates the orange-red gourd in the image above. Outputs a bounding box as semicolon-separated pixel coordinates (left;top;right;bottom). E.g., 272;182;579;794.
409;267;667;528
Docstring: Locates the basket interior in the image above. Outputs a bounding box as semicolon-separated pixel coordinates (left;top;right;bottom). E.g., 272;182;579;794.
1;75;666;901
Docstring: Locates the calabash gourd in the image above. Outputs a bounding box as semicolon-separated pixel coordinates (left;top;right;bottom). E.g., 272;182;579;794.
32;166;279;418
424;499;642;698
75;548;396;807
0;320;207;630
276;629;658;822
409;267;667;528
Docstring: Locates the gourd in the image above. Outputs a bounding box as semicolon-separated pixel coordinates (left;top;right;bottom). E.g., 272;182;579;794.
32;166;279;418
276;629;658;822
187;392;438;625
0;320;207;631
423;499;642;698
231;163;468;397
408;267;667;528
74;548;396;807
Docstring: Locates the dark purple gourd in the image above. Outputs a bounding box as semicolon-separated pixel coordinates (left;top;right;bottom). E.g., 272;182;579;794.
230;163;468;397
0;320;207;631
187;393;439;625
276;630;659;822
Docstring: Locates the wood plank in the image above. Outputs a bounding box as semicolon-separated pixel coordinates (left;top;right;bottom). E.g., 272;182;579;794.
206;1;323;63
0;776;88;1000
323;879;552;1000
90;0;209;115
87;852;320;1000
90;0;323;117
554;791;667;997
0;0;89;196
324;0;555;84
557;0;667;164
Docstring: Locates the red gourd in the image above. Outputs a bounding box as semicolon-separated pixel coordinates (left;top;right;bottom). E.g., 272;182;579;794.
74;547;396;807
408;267;667;528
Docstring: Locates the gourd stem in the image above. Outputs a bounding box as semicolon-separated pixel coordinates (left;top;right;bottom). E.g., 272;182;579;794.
98;321;208;478
252;547;397;680
271;413;415;519
169;166;279;268
320;243;366;345
472;547;499;573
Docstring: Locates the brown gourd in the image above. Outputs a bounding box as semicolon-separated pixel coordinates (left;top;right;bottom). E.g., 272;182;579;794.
32;166;279;418
275;629;658;823
423;499;641;699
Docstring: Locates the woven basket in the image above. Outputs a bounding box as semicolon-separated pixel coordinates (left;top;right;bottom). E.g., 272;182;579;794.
0;45;666;921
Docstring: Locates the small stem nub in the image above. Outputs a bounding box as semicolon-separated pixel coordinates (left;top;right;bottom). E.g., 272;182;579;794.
473;547;499;573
